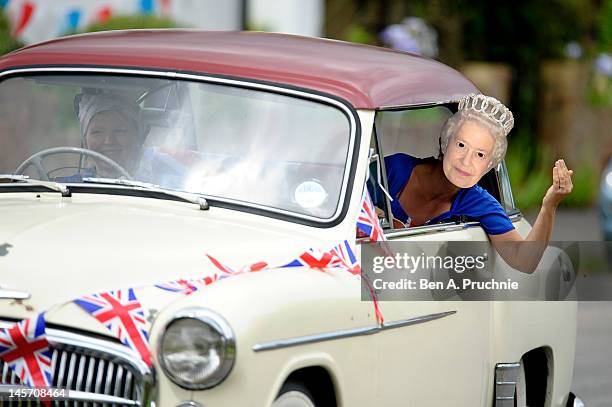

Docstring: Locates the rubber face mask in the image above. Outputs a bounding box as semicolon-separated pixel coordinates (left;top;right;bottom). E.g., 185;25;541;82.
442;121;494;188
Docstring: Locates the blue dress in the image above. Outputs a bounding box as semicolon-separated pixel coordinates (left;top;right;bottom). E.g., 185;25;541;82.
384;153;514;235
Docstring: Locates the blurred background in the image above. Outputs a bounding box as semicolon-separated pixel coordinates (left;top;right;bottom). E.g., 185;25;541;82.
0;0;611;404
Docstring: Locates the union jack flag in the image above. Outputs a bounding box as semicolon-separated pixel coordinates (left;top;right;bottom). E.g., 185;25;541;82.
330;240;361;275
280;246;345;270
206;254;268;276
281;241;361;274
356;189;386;242
155;276;217;295
74;289;151;366
0;314;52;388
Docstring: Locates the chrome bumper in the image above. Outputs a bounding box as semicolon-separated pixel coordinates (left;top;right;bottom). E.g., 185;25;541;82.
493;363;521;406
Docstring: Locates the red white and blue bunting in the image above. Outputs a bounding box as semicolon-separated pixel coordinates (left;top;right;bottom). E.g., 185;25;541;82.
0;313;52;387
3;0;175;43
0;204;386;391
74;289;152;367
154;276;218;295
357;189;387;242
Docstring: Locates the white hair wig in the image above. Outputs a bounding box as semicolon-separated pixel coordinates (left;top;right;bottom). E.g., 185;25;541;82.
439;94;514;169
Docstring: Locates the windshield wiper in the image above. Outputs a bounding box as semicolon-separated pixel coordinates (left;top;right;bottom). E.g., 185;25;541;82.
82;177;209;210
0;174;71;197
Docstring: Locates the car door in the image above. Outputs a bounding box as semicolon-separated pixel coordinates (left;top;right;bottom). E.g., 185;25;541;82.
369;106;492;406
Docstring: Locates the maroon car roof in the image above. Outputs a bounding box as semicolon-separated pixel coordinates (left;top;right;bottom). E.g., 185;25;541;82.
0;30;478;109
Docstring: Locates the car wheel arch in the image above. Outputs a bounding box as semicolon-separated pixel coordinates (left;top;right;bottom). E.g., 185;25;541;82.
274;366;338;407
521;346;553;407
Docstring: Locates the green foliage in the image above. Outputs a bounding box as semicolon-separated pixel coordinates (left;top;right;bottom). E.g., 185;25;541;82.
599;0;612;52
245;22;269;32
0;8;23;55
403;0;590;61
492;1;585;59
588;72;612;107
505;141;547;210
561;159;598;207
586;0;612;107
344;23;374;45
505;142;597;210
80;15;178;34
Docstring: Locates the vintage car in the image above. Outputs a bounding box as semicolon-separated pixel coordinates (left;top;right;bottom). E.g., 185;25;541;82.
0;31;583;406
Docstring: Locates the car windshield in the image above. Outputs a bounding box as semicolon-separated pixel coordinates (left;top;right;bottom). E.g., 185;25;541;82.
0;73;353;219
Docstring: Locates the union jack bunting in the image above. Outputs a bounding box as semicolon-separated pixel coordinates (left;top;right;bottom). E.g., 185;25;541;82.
362;276;385;324
281;242;384;324
356;189;386;242
330;240;361;275
155;276;217;295
74;289;152;366
280;246;345;270
205;244;384;324
206;254;268;276
0;314;52;388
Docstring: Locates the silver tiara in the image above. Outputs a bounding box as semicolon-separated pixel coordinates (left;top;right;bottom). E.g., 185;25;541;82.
458;93;514;136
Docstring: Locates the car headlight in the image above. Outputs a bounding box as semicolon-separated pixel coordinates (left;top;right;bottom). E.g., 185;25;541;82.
159;308;235;389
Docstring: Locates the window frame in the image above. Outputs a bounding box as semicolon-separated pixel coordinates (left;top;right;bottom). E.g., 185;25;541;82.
371;103;512;238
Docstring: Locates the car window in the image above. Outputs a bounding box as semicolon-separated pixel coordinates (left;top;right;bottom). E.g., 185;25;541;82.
377;106;452;159
372;105;508;232
0;74;352;220
372;106;453;229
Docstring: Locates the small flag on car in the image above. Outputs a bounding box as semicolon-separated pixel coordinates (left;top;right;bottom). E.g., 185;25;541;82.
0;313;53;388
155;276;218;295
357;189;386;242
74;289;152;366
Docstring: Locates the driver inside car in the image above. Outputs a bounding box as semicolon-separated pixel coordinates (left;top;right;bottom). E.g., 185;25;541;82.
61;91;198;189
76;92;144;179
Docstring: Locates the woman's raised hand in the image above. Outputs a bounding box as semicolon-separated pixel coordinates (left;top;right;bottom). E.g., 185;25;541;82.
542;159;574;209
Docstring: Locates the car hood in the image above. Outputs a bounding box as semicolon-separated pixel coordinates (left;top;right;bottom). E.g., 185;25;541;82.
0;192;346;330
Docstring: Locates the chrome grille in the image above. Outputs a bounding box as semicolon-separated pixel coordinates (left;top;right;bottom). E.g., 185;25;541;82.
0;322;155;406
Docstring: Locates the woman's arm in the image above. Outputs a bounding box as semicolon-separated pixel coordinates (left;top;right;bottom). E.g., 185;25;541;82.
489;159;574;273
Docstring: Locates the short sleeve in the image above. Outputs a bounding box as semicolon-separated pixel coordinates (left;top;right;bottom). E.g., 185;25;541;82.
384;154;416;193
384;153;418;223
458;186;515;235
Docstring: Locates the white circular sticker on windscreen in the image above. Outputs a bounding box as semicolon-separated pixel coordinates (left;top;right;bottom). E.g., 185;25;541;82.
294;181;328;209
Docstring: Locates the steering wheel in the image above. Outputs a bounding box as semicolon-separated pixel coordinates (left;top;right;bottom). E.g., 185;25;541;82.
14;146;132;181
